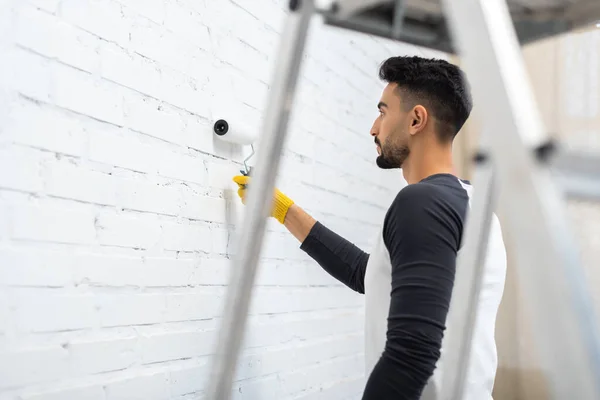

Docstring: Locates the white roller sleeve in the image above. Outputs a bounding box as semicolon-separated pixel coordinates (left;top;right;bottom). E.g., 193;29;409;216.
213;118;257;145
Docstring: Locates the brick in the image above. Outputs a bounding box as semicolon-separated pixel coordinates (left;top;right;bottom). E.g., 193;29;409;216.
281;313;362;345
95;211;162;249
0;346;69;389
96;293;166;327
61;0;130;47
88;127;157;174
203;59;234;102
22;385;105;400
140;257;197;287
277;155;314;189
45;158;117;205
285;125;316;160
128;17;188;73
233;18;279;61
159;69;211;118
261;232;304;260
313;138;348;171
209;31;270;83
188;257;230;286
51;62;125;126
291;375;364;400
255;260;309;286
248;287;361;315
73;253;197;288
293;356;363;396
155;149;207;185
237;375;282;399
246;335;359;382
100;42;164;101
14;4;100;73
10;202;97;245
312;163;350;196
0;145;45;193
117;0;165;25
5;47;53;102
72;252;142;286
161;220;211;252
116;176;181;216
215;63;268;111
27;0;61;13
210;227;230;255
164;292;223;322
68;337;137;375
123;91;185;144
179;187;227;223
168;362;210;397
294;334;363;368
140;330;215;364
127;16;211;89
0;246;74;287
6;99;88;157
163;1;211;51
0;203;8;241
12;291;97;332
104;372;170;400
0;290;7;336
225;0;285;32
297;105;336;139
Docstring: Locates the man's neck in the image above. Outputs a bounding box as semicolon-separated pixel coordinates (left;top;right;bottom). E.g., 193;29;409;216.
401;146;455;185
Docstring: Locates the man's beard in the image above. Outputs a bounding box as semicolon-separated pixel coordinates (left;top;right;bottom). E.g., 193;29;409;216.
375;137;410;169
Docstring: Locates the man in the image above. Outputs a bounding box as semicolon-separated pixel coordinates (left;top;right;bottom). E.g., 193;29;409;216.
233;56;507;399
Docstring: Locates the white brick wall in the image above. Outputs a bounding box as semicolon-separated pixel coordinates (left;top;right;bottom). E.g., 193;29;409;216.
0;0;445;398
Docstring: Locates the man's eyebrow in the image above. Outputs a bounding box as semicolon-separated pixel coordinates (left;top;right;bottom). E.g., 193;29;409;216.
377;101;387;109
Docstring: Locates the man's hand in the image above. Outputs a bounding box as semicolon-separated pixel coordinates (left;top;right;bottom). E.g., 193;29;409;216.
232;175;294;224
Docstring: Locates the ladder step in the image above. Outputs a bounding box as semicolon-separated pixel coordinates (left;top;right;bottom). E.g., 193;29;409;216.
318;0;600;54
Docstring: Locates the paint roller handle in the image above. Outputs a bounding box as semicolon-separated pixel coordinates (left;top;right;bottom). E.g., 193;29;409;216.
232;174;294;224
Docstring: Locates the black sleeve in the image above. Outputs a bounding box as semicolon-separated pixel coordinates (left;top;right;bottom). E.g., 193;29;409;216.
300;221;369;294
362;183;461;399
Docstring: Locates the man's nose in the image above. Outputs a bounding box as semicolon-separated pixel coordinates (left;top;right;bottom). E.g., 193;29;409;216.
370;120;378;137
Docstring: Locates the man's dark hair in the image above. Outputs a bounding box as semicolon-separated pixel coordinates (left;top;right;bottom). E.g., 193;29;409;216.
378;56;473;142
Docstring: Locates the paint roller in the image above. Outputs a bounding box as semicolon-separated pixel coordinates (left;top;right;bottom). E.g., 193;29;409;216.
213;118;256;180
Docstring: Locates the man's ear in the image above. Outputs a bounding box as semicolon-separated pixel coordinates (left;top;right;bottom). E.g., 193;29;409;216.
409;105;428;135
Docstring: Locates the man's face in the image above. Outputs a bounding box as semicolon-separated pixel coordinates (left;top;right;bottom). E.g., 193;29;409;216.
370;83;410;169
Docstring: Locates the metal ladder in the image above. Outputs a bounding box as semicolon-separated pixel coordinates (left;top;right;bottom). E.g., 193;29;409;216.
206;0;600;399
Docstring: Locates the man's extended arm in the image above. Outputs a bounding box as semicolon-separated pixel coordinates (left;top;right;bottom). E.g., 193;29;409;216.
283;203;317;243
285;204;369;294
232;175;369;294
361;183;461;399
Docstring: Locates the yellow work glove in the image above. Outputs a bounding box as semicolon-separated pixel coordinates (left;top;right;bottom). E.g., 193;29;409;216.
232;174;294;224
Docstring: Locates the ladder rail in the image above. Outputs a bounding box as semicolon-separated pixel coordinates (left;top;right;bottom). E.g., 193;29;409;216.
441;159;497;400
439;0;600;398
205;1;315;398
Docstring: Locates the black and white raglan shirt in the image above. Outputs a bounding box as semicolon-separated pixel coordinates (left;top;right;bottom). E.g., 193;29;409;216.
300;173;507;400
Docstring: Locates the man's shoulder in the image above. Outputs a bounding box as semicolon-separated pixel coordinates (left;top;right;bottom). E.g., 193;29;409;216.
391;175;467;209
396;180;443;200
385;182;448;225
384;175;470;239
